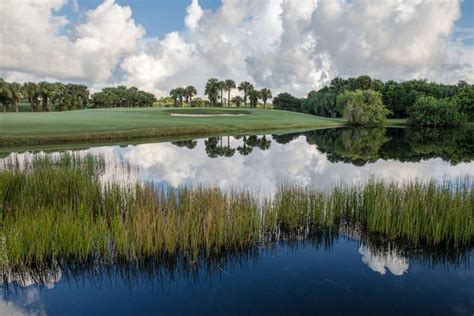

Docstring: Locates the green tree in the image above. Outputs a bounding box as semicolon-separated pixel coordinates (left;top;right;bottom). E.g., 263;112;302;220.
205;78;220;106
238;81;254;106
272;92;302;112
224;79;236;107
260;88;272;109
0;79;12;112
184;85;197;107
342;90;389;126
303;88;338;117
38;81;57;112
9;82;22;112
231;96;244;107
454;85;474;122
248;89;261;108
217;81;225;106
408;96;465;127
170;88;180;107
23;82;40;112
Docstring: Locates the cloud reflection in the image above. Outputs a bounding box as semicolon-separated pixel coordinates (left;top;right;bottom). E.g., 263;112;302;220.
359;245;409;276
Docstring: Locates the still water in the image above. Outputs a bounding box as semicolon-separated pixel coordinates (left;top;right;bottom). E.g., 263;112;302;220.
1;127;473;315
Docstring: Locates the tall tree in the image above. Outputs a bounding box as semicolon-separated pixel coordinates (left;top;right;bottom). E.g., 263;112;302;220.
260;88;272;109
224;79;236;107
170;88;180;106
238;81;254;106
38;81;56;112
217;81;225;106
23;82;40;112
205;78;219;106
231;96;244;107
184;85;197;106
0;79;12;112
248;89;261;108
9;82;22;112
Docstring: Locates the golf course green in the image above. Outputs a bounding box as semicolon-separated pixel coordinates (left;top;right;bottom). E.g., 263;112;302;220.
0;107;346;146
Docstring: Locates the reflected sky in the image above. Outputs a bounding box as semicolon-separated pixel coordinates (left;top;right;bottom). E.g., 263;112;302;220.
3;133;473;198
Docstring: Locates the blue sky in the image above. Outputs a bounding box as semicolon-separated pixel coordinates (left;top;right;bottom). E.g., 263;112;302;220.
63;0;473;38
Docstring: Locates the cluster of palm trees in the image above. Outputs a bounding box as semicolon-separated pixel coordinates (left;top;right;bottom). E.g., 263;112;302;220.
170;79;273;108
91;86;156;108
169;86;198;107
0;78;89;112
205;79;273;108
172;135;272;158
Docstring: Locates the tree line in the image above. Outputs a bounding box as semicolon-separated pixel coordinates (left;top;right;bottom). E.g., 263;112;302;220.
272;75;474;127
169;79;272;108
0;79;156;112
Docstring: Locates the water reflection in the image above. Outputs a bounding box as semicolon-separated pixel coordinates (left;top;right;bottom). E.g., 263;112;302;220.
2;128;473;198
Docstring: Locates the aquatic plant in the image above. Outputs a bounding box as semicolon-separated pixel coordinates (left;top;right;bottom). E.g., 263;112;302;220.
0;154;472;269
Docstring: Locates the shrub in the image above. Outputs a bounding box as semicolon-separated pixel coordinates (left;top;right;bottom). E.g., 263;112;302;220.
408;96;466;127
341;90;389;126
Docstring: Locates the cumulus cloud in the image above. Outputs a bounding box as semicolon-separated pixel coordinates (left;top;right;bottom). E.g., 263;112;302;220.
0;0;144;82
359;245;409;276
0;0;472;96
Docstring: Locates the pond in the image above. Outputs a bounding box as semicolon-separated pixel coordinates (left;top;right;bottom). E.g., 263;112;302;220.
1;127;473;315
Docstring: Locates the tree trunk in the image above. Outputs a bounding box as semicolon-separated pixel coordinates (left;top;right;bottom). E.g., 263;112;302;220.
228;90;231;107
2;103;7;112
14;99;18;112
42;96;49;112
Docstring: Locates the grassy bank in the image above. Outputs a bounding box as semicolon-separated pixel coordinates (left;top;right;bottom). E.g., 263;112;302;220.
0;107;345;147
0;154;472;269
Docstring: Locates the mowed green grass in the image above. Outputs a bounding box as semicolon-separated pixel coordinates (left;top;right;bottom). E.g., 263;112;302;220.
0;107;345;146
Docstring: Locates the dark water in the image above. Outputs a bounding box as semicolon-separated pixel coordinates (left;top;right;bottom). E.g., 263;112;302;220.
2;236;473;315
1;127;473;315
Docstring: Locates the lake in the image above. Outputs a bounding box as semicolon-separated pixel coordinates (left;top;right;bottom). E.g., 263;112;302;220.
1;127;473;315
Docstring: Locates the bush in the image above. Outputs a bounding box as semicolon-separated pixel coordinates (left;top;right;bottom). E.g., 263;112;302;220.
341;90;389;126
454;87;474;122
408;96;466;127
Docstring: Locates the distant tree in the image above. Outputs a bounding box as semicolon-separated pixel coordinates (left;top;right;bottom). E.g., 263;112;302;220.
454;85;474;122
303;88;338;117
23;82;40;112
272;92;302;112
248;89;261;108
408;96;465;127
224;79;236;107
238;81;254;106
38;81;57;112
0;79;12;112
184;85;197;106
260;88;272;109
216;81;226;106
9;82;22;112
231;96;244;107
342;90;389;126
205;78;220;106
170;88;180;107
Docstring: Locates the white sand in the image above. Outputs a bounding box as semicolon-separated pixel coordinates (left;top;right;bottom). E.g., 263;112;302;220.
170;113;247;117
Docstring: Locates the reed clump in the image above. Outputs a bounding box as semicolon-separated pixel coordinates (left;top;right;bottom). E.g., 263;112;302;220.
0;154;472;268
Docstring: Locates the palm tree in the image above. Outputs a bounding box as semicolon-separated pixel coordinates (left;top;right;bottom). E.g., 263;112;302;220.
9;82;22;112
23;82;40;112
231;96;244;107
205;78;219;106
238;81;254;106
39;81;56;112
260;88;272;109
170;88;180;106
217;81;225;106
224;79;236;107
184;85;197;106
0;79;12;112
248;89;261;108
237;136;253;156
175;87;185;106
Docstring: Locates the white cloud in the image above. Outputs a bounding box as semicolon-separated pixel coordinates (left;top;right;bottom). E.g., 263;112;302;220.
0;0;472;96
0;0;144;82
359;245;409;276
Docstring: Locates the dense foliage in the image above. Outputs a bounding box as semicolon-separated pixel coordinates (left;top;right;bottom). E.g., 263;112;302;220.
286;75;473;125
408;96;466;127
341;90;389;126
272;92;302;112
91;86;156;108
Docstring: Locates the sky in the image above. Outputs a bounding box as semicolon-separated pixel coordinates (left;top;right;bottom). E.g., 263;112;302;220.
0;0;473;97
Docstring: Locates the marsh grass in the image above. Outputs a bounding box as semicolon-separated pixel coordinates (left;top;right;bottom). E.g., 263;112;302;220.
0;154;472;270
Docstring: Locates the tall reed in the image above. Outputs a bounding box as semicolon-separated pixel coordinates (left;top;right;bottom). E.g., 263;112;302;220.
0;154;472;269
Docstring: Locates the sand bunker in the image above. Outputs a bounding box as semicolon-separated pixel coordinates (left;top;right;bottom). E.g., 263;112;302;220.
170;113;247;117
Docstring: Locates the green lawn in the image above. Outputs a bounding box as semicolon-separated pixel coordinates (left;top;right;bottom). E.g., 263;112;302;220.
0;107;346;147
